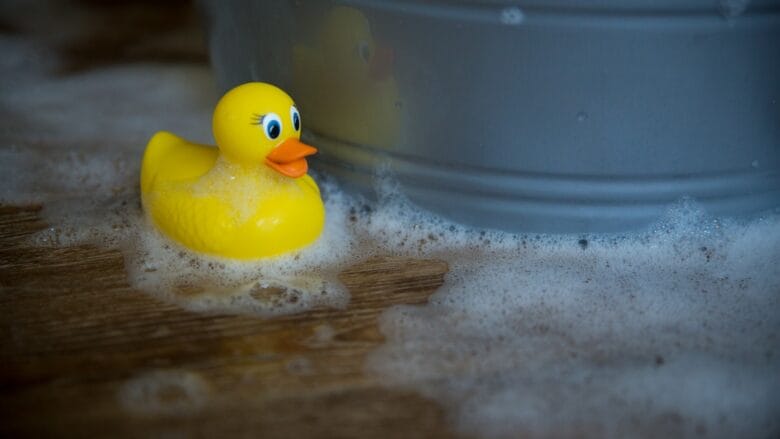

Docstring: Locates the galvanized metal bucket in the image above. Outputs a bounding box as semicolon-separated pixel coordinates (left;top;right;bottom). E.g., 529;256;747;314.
199;0;780;232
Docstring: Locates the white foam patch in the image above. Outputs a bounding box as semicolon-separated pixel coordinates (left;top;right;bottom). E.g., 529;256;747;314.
3;31;779;437
118;369;210;416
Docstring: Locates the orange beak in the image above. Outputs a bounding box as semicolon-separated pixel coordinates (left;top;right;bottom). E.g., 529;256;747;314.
265;138;318;178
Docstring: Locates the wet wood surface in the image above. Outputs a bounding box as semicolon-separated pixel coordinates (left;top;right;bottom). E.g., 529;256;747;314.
0;205;456;438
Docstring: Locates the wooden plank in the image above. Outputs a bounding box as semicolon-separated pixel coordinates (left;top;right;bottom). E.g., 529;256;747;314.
0;205;459;438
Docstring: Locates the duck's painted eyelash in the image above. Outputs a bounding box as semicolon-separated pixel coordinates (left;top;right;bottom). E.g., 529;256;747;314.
250;113;265;125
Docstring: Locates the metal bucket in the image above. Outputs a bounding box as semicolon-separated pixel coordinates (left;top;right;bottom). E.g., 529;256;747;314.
199;0;780;232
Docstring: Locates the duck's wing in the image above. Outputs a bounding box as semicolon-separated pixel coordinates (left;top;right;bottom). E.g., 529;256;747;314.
140;131;219;193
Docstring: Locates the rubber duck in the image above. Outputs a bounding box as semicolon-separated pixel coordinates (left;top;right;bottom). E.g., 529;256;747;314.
293;6;401;147
140;82;325;259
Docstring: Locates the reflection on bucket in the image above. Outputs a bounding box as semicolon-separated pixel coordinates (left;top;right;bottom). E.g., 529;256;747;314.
293;6;401;148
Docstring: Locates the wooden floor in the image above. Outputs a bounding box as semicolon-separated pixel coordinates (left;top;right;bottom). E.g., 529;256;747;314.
0;205;458;437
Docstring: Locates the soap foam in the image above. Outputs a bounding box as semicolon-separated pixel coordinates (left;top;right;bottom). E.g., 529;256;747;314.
118;369;210;416
3;32;779;438
364;195;780;438
124;178;357;317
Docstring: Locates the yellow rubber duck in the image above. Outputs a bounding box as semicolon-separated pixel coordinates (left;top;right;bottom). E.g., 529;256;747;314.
293;6;400;147
140;82;325;259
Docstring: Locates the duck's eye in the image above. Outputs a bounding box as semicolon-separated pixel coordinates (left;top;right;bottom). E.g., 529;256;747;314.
262;113;282;140
290;106;300;131
357;41;371;63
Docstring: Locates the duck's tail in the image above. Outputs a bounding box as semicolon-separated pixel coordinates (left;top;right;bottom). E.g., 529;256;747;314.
140;131;218;194
141;131;180;194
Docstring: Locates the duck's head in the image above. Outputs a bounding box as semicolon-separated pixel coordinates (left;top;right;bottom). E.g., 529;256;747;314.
213;82;316;178
321;6;394;82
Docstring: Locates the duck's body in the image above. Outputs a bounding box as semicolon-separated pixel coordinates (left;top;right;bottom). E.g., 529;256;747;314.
140;83;325;259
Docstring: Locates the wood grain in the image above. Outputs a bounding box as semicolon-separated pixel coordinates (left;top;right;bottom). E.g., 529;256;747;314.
0;205;459;438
